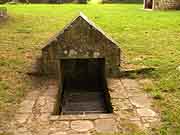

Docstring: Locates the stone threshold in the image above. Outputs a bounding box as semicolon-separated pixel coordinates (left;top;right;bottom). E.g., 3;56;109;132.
49;113;115;121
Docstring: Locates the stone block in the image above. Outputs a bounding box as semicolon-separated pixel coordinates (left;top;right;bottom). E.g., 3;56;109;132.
50;121;70;132
17;100;35;113
15;114;30;124
121;79;140;90
129;95;152;108
137;108;157;117
70;120;94;132
111;98;133;110
94;119;118;133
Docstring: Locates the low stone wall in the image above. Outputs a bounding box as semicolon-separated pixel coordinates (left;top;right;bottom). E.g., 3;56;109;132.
54;0;87;3
18;0;87;3
102;0;143;3
154;0;180;10
0;7;7;19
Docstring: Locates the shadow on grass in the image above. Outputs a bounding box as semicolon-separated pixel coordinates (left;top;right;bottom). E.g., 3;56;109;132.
119;67;156;79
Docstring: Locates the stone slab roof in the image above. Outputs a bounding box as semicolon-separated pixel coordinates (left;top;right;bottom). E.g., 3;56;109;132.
42;12;120;51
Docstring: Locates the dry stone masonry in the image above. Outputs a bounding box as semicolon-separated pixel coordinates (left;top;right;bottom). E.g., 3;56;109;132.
4;0;87;3
41;12;121;77
144;0;180;10
41;12;121;116
102;0;143;3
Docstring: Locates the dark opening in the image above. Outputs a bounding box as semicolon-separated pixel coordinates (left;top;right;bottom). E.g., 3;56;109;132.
57;58;112;115
145;0;153;9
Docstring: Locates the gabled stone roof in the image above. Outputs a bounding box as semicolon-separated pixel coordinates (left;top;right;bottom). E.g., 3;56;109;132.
42;12;119;51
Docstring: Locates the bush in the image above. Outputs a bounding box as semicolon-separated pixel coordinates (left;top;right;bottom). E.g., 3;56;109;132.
0;0;10;4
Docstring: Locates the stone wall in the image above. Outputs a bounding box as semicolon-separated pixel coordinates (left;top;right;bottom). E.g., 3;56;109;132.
24;0;49;3
54;0;87;3
18;0;87;3
0;7;7;19
41;14;121;77
153;0;180;10
103;0;143;3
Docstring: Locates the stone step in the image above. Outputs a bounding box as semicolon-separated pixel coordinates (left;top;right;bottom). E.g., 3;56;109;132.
62;89;108;114
63;102;106;110
64;92;105;102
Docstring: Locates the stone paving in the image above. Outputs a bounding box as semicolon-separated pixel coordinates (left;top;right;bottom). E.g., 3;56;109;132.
7;78;160;135
108;78;160;132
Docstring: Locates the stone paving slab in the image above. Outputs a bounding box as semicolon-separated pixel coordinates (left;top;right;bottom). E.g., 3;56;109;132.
15;113;30;124
17;100;35;113
130;95;152;108
110;78;160;132
71;120;94;132
111;98;133;110
137;108;157;117
115;109;140;121
121;79;140;90
95;119;118;133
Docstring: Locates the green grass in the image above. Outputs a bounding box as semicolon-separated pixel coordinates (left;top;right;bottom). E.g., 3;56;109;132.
0;3;180;135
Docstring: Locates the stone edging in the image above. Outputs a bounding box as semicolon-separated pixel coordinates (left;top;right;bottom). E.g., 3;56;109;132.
49;114;115;121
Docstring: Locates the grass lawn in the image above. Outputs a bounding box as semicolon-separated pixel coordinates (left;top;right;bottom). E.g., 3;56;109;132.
0;3;180;135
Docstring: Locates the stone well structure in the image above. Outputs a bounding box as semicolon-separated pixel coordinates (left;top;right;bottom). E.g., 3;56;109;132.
41;12;121;115
41;12;121;78
144;0;180;10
